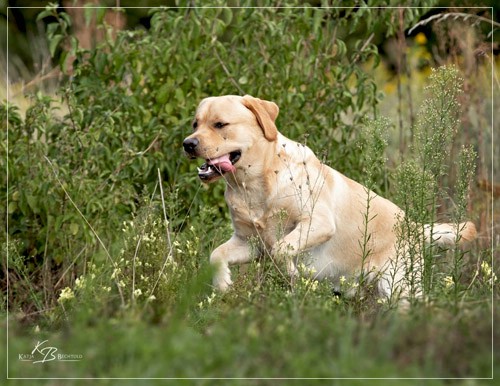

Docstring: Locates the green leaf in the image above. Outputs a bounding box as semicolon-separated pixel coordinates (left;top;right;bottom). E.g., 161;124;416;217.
60;12;72;29
49;34;64;57
36;9;54;22
221;7;233;26
84;6;94;26
69;223;79;236
8;201;17;214
46;22;59;38
60;50;72;74
70;36;79;53
95;7;106;25
335;40;347;59
157;84;170;105
26;195;39;214
175;88;185;104
164;103;173;115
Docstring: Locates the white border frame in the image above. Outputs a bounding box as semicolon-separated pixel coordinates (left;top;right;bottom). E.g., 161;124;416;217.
4;3;495;381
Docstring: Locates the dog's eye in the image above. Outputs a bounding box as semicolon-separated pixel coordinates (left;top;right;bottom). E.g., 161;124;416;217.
214;122;228;129
192;121;198;130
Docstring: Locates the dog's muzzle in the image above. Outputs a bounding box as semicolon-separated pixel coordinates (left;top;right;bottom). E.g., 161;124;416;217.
183;137;199;158
183;136;241;182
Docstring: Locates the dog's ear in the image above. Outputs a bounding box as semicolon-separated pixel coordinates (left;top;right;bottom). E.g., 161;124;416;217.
242;95;279;141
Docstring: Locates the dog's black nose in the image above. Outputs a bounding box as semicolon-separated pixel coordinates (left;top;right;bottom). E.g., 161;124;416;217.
183;137;199;154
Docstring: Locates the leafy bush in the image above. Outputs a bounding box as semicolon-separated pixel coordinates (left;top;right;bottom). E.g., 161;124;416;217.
2;3;433;312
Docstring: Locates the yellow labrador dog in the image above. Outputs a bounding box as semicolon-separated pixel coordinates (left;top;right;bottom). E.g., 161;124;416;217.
183;95;476;302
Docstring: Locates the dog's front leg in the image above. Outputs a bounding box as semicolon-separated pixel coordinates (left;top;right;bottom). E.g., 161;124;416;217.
210;235;252;291
272;216;334;277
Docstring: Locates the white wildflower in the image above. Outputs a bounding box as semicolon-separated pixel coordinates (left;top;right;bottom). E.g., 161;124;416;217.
206;292;216;305
58;287;74;302
481;261;497;284
111;267;121;279
481;261;492;276
443;275;454;289
310;279;319;292
75;276;85;289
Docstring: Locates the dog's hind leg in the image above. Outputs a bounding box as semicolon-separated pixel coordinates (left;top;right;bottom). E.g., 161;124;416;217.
378;250;424;308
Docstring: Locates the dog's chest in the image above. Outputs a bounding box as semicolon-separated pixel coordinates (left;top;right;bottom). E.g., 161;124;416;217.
226;192;294;246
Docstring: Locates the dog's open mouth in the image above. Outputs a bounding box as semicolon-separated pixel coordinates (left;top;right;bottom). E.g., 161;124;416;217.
197;151;241;181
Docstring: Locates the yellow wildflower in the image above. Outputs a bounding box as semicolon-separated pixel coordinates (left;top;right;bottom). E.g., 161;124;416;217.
415;32;427;45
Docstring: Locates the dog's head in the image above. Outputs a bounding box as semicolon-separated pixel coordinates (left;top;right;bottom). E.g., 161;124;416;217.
183;95;279;182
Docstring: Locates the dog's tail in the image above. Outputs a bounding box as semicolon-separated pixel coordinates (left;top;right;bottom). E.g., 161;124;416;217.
423;221;477;247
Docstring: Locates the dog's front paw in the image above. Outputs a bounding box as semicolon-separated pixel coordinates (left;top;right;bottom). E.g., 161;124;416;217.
213;272;233;292
271;240;295;257
271;241;298;278
210;251;233;291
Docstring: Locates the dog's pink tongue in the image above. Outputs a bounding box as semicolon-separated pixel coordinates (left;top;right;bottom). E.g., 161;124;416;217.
208;154;235;172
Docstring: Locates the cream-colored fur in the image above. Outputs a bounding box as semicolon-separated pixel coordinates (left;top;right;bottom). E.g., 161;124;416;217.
183;95;477;303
